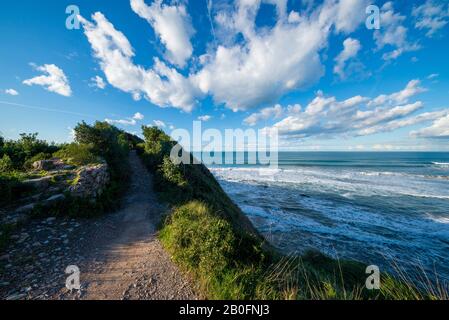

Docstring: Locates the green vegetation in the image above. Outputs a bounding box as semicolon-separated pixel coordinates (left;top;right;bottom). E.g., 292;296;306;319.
0;133;59;170
0;122;139;218
31;121;134;218
53;143;100;166
139;126;448;300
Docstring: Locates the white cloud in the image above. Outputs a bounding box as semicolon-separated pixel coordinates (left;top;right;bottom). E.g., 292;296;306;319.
374;2;419;60
130;0;194;67
333;37;361;80
244;103;302;126
105;112;145;126
78;1;375;113
262;80;441;139
105;118;137;126
153;120;166;128
5;89;19;96
198;115;212;122
411;113;449;139
413;0;449;37
90;75;106;89
244;104;283;126
368;80;426;107
79;12;199;112
193;0;369;111
133;112;144;120
334;0;371;33
23;64;72;97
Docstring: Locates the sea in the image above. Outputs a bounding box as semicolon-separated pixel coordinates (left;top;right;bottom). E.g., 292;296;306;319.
207;152;449;282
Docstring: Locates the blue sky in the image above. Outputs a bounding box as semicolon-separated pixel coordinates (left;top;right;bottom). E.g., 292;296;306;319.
1;0;448;151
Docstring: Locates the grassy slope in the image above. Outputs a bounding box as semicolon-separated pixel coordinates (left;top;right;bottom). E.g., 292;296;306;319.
138;127;423;300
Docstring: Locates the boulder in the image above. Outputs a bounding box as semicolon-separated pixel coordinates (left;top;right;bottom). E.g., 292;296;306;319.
32;160;55;171
32;158;70;171
69;163;110;199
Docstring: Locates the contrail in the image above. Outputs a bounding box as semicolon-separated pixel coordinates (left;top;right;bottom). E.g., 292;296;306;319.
0;100;98;119
206;0;217;47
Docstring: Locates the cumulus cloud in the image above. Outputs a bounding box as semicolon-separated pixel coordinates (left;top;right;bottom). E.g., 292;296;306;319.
79;1;414;113
198;115;212;122
133;112;145;120
333;37;361;80
105;118;137;126
23;64;72;97
244;104;283;126
79;12;199;112
412;0;449;37
153;120;166;127
411;113;449;139
90;75;106;89
374;2;419;60
5;89;19;96
368;79;426;107
193;0;370;111
262;80;440;139
244;103;301;126
105;112;145;126
130;0;194;67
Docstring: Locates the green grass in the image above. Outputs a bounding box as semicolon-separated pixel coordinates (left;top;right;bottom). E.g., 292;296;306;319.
139;126;449;301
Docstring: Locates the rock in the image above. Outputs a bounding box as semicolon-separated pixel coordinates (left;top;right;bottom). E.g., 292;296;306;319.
69;163;110;199
32;158;69;171
15;203;36;214
23;176;53;192
46;217;56;223
32;160;55;171
6;293;26;300
44;194;66;205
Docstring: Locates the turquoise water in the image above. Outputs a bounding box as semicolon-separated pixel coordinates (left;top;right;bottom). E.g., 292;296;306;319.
208;152;449;281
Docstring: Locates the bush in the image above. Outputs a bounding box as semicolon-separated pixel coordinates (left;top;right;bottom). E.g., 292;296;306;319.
0;133;60;170
0;154;13;173
160;201;265;299
53;143;99;166
159;156;188;187
23;152;52;169
0;172;31;206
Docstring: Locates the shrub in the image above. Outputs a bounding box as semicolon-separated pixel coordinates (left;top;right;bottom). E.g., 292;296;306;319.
0;172;31;206
23;152;52;169
0;133;59;170
53;143;99;166
160;201;265;299
159;156;188;187
0;154;14;173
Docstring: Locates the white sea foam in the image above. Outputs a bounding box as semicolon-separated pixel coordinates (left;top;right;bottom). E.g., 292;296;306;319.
433;162;449;168
210;161;449;281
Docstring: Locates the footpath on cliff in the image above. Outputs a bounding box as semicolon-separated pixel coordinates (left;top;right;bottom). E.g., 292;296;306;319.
0;151;197;300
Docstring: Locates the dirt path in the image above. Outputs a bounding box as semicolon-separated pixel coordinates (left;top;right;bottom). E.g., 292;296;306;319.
0;151;197;300
73;151;197;300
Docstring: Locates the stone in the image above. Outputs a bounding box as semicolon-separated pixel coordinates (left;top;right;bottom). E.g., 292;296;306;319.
32;160;55;171
15;203;36;214
68;163;110;199
6;293;26;300
44;194;66;205
23;176;53;192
